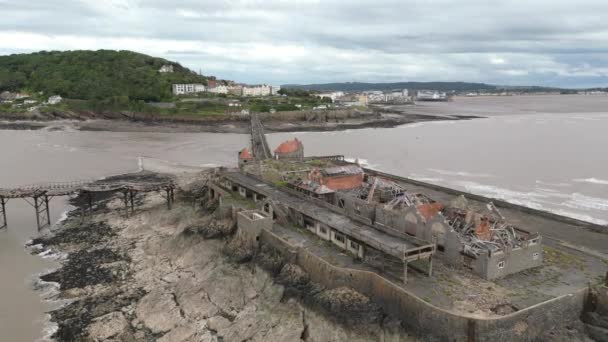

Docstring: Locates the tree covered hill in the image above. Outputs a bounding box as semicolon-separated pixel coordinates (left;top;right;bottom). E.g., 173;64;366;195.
0;50;212;102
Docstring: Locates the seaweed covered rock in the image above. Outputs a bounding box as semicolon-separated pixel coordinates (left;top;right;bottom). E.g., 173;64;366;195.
256;244;286;275
223;234;254;263
41;248;127;290
313;287;383;325
183;218;235;239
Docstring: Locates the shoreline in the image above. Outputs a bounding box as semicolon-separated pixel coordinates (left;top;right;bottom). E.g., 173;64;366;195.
0;113;483;134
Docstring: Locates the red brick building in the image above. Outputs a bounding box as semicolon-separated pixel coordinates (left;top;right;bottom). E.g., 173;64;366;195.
238;147;253;167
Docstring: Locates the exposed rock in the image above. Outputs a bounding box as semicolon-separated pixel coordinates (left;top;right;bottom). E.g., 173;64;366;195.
207;315;231;331
223;234;254;263
312;287;383;325
585;312;608;330
585;324;608;342
157;325;198;342
256;244;286;275
184;218;235;239
135;290;185;334
87;311;130;341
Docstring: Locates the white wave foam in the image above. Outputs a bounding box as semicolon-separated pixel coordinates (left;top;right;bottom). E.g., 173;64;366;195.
573;177;608;186
344;157;378;169
551;210;608;226
535;180;572;187
563;193;608;211
412;177;444;183
454;181;549;202
450;181;608;224
428;168;494;178
36;314;58;342
137;156;144;171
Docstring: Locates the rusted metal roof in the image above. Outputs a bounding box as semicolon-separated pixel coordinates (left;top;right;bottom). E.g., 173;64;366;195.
239;148;254;160
274;138;303;154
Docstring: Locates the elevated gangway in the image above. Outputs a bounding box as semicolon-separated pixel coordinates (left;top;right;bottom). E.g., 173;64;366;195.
0;175;175;231
250;112;272;160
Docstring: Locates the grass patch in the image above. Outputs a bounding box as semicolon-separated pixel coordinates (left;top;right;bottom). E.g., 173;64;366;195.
543;246;586;270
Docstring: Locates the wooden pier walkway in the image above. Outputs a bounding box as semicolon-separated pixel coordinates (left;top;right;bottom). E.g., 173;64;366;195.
250;112;272;160
0;174;175;231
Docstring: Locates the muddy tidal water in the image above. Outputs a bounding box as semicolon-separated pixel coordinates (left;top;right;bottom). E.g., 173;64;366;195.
1;95;607;340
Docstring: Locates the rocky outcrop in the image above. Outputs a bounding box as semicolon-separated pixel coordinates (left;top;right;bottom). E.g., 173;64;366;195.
87;312;130;341
584;286;608;342
33;176;421;342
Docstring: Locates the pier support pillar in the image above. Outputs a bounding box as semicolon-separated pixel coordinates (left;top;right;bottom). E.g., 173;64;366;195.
129;190;135;213
79;191;93;220
0;197;7;230
403;261;409;284
428;257;433;277
30;193;51;231
123;190;130;217
165;187;174;210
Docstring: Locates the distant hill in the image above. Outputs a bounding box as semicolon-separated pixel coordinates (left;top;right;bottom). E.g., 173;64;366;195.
0;50;213;102
281;82;498;92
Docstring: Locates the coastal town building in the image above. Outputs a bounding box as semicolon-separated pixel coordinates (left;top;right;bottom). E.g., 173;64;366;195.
416;90;448;101
243;85;272;97
172;84;206;95
208;85;229;94
271;85;281;96
274;138;304;160
227;85;244;96
315;91;345;103
47;95;63;105
158;64;174;73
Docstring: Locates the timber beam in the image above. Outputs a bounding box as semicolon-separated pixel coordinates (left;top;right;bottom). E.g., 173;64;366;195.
0;196;7;229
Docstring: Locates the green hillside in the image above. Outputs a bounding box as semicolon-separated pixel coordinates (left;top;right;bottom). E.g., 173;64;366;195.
0;50;212;102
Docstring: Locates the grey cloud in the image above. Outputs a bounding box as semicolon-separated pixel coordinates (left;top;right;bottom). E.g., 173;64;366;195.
1;0;607;87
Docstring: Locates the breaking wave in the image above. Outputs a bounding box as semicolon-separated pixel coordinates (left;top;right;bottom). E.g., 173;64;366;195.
551;210;608;226
36;316;58;342
428;168;494;178
345;157;379;169
448;180;608;225
573;178;608;186
563;193;608;211
535;180;572;187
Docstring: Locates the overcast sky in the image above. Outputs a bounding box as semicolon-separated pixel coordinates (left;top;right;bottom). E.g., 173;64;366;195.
1;0;607;87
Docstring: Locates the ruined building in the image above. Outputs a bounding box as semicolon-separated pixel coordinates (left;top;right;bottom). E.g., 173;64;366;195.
286;166;542;280
308;165;364;191
339;175;543;280
237;148;254;167
274;138;304;161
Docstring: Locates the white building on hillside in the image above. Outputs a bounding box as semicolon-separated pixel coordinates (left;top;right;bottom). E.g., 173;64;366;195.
48;95;63;105
208;85;229;94
159;65;174;73
271;85;281;95
243;85;272;97
172;84;206;95
315;91;344;103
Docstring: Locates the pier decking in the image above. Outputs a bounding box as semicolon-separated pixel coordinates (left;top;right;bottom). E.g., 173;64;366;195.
0;172;175;230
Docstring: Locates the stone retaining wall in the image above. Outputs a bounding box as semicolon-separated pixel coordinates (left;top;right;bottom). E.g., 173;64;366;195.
258;228;588;341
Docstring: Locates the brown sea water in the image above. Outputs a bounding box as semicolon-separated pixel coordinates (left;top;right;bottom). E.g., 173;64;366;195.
1;94;607;340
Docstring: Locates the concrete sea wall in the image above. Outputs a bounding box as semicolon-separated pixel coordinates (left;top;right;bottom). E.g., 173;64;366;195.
258;228;588;341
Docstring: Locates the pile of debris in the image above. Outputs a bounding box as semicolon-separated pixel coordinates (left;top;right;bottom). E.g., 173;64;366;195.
443;203;531;257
